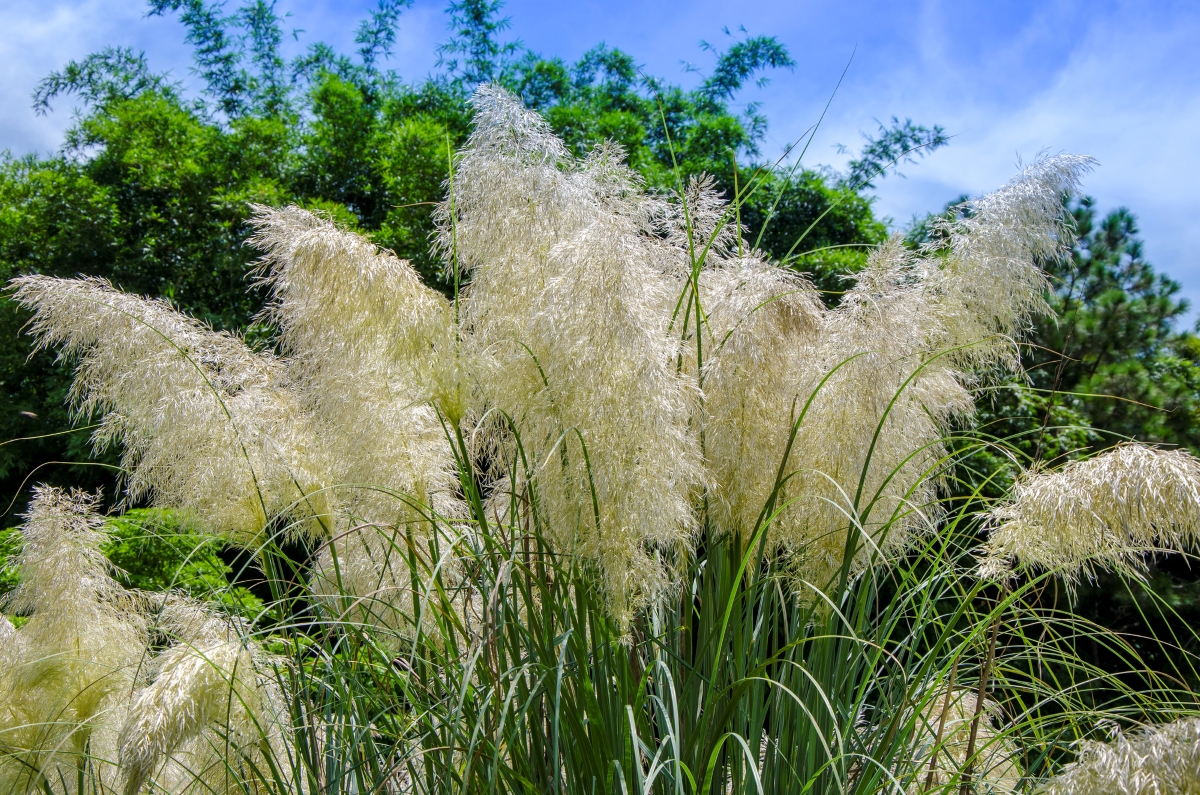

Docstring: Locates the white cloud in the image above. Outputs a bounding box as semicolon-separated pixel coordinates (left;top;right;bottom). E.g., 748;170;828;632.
0;0;192;155
765;0;1200;321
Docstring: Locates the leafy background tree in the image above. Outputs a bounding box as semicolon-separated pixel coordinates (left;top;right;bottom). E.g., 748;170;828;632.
910;191;1200;681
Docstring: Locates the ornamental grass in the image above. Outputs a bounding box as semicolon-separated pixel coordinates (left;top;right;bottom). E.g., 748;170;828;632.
3;86;1199;795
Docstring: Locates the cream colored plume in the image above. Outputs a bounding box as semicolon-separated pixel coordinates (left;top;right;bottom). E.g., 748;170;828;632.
118;597;290;795
1039;717;1200;795
437;85;704;622
697;253;823;540
923;154;1093;368
696;154;1090;589
905;688;1021;794
11;276;327;543
248;205;470;645
0;486;147;795
249;204;463;527
308;521;483;653
8;86;1095;623
979;443;1200;584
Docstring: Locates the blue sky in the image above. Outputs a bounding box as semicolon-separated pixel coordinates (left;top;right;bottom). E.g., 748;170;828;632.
2;0;1198;321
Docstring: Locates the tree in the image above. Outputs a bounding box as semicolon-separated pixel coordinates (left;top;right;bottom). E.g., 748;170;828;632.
1034;199;1200;450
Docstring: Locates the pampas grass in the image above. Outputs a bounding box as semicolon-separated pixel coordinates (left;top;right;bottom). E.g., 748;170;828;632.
1041;718;1200;794
0;486;145;795
3;85;1197;795
9;278;324;544
0;492;288;795
979;443;1200;584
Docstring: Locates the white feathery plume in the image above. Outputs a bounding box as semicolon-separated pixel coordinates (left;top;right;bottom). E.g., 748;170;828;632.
908;688;1021;794
10;276;327;544
799;155;1089;584
248;206;471;644
927;154;1095;370
775;238;973;587
659;174;742;277
697;252;823;540
118;597;290;795
0;615;20;726
248;205;463;525
0;613;18;668
979;443;1200;585
437;86;704;621
1039;717;1200;795
693;154;1090;589
0;486;147;795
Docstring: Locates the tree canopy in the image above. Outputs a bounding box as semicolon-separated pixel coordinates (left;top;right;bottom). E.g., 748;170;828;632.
2;0;1199;700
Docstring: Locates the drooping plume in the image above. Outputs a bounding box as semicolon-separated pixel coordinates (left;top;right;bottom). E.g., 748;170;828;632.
1040;717;1200;795
248;206;471;644
118;598;290;795
11;277;326;543
437;86;704;621
248;204;463;526
927;153;1095;369
907;689;1021;794
697;155;1091;588
0;487;147;795
979;443;1200;585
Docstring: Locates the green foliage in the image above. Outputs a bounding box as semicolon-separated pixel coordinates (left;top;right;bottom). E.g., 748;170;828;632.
147;0;275;117
1032;199;1200;450
842;116;948;189
102;508;262;616
33;46;170;114
514;33;791;185
372;115;456;282
698;31;795;103
955;380;1100;500
0;526;18;599
438;0;521;85
739;167;887;300
356;0;413;71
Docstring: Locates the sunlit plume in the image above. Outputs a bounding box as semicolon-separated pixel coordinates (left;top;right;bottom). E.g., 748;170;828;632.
1040;717;1200;795
0;487;146;795
118;597;289;795
11;277;326;543
436;85;704;622
979;443;1200;585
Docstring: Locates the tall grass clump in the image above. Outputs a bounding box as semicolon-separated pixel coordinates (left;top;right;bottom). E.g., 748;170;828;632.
4;85;1200;795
